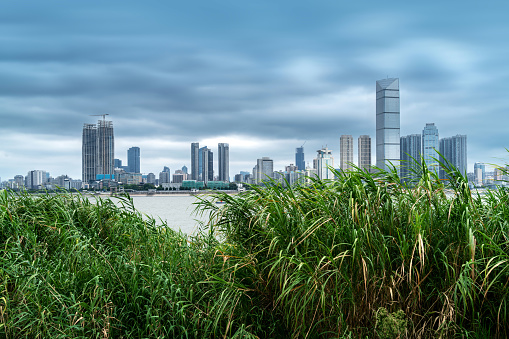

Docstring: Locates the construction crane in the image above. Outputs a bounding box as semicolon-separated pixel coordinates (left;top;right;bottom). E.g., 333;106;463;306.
301;140;307;148
89;114;110;122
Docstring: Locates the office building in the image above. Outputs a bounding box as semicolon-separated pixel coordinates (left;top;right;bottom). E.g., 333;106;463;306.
316;147;334;180
96;120;114;179
127;147;140;173
340;135;354;171
159;170;171;184
474;162;485;186
146;173;156;185
376;78;400;171
422;123;439;174
26;170;47;189
82;124;98;183
191;142;199;180
114;158;122;169
182;165;188;174
439;134;467;180
199;146;213;183
400;134;422;183
358;135;371;171
256;157;274;184
218;143;229;182
296;146;305;171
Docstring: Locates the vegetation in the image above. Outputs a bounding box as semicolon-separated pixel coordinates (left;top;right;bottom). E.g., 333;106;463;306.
0;161;508;337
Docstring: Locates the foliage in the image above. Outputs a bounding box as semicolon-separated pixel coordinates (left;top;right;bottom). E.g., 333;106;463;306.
1;157;508;338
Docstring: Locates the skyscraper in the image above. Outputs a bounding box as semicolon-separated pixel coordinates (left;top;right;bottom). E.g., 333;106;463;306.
218;143;229;182
340;135;353;171
295;146;305;171
82;119;114;183
316;147;334;180
82;124;97;183
400;134;422;183
199;146;213;183
422;123;439;174
96;120;114;179
358;135;371;171
256;157;274;184
376;78;400;171
191;142;199;180
474;162;485;186
127;146;140;173
439;134;467;180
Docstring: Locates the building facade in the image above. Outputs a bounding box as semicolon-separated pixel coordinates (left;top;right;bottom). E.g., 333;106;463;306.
82;123;97;183
340;135;354;171
256;157;274;184
422;123;439;174
96;120;114;179
218;143;229;182
191;142;199;180
316;147;334;180
199;146;213;183
295;146;305;171
376;78;400;171
358;135;371;171
439;134;467;180
400;134;422;183
127;146;140;173
474;162;485;186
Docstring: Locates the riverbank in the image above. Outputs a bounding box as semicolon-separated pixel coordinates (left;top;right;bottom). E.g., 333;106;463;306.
1;164;508;337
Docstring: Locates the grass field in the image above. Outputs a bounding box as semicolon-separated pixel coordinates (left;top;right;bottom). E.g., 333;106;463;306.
1;162;508;338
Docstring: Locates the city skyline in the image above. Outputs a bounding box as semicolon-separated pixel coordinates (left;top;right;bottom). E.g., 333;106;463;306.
1;1;509;179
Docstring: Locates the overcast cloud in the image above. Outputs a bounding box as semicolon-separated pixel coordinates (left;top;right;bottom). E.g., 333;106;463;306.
1;0;508;180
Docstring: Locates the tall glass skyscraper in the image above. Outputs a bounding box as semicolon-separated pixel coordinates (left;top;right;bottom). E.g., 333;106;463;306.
82;124;97;183
422;123;439;174
295;146;305;170
376;78;400;171
218;143;229;182
127;146;140;173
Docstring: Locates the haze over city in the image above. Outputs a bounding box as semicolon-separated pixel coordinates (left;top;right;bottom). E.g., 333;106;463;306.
1;0;508;180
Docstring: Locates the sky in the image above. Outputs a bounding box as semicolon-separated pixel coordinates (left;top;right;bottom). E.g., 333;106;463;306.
1;0;508;180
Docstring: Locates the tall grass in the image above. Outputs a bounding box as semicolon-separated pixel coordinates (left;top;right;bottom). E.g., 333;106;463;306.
1;160;508;338
198;163;509;338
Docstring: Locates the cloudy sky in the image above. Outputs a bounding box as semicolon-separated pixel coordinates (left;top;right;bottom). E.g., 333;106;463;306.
1;0;508;180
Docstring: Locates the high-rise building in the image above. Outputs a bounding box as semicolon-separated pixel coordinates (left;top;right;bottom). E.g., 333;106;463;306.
96;120;114;179
182;165;188;174
26;170;46;189
191;143;199;180
422;123;439;174
199;146;213;183
146;173;156;185
114;158;122;169
127;147;140;173
474;162;485;186
439;134;467;180
159;170;171;184
376;78;400;171
358;135;371;171
256;157;274;183
316;147;334;180
400;134;422;183
82;123;97;183
340;135;354;171
295;146;305;171
218;143;229;182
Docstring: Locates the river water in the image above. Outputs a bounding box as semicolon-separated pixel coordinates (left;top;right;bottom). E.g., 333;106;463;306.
108;195;212;235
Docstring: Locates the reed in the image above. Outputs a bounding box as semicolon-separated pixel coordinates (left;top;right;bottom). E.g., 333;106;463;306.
0;159;508;338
